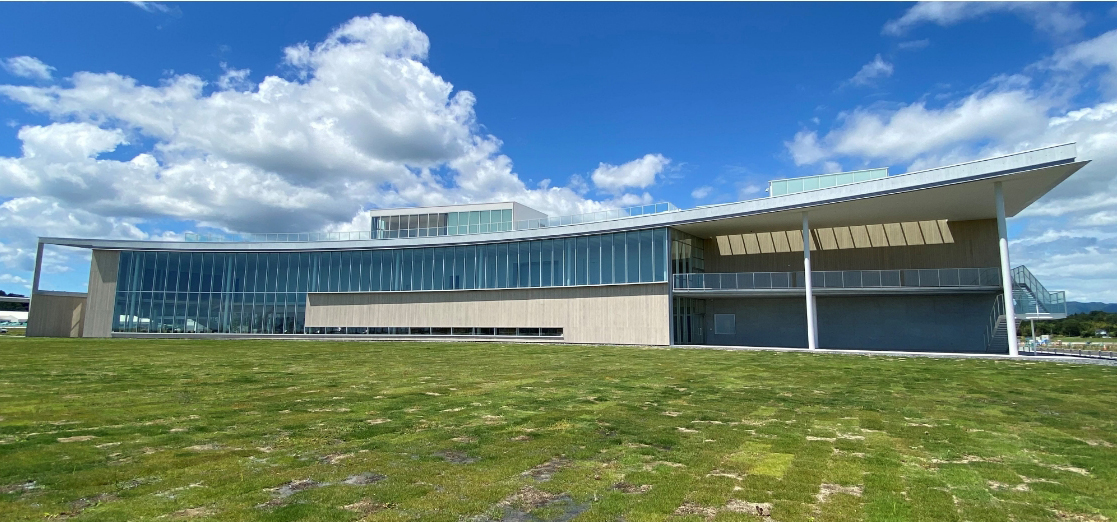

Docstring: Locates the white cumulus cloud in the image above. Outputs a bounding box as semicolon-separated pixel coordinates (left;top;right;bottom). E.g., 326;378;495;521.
883;2;1086;38
2;56;55;80
590;153;671;193
0;13;668;286
847;54;894;87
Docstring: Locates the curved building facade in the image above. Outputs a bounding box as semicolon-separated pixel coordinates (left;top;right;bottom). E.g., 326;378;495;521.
29;144;1084;354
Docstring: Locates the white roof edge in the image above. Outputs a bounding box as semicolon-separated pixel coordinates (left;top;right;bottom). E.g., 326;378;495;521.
39;143;1080;251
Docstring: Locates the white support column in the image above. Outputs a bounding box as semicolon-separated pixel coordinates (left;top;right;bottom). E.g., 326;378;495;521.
803;212;817;350
995;182;1019;356
30;240;44;295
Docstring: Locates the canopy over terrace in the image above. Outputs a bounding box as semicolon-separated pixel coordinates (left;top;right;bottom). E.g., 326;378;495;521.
670;144;1084;238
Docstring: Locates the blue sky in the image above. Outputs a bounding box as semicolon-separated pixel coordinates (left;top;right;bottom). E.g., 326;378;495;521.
1;2;1115;301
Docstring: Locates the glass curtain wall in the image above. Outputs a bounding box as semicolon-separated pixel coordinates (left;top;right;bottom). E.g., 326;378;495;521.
372;209;513;239
671;229;705;274
672;297;706;345
113;228;669;334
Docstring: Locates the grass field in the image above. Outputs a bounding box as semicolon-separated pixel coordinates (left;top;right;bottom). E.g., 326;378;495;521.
0;338;1114;521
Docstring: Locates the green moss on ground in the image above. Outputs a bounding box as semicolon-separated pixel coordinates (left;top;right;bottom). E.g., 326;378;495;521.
0;338;1113;521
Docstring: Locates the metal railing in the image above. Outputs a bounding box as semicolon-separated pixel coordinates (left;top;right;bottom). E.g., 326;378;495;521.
1021;342;1117;360
1011;265;1066;317
184;202;679;243
984;293;1006;353
514;202;677;231
672;267;1002;291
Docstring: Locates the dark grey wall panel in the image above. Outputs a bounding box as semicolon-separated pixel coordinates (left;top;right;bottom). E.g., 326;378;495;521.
700;293;1001;353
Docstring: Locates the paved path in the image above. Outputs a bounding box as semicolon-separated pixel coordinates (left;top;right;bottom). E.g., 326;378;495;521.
674;344;1117;366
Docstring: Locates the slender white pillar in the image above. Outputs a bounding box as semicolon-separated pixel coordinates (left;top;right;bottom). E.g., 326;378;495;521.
803;212;817;350
995;182;1019;356
812;295;820;346
30;241;44;295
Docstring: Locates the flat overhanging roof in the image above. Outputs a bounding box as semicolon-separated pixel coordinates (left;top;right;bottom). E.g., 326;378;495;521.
39;143;1086;251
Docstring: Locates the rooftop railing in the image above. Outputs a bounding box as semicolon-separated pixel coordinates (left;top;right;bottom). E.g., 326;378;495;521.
184;202;679;243
672;267;1002;291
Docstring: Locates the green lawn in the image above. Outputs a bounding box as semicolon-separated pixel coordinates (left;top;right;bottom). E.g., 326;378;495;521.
0;339;1114;522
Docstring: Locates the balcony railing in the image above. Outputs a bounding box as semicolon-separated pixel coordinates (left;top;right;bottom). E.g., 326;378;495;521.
672;267;1002;291
184;202;679;243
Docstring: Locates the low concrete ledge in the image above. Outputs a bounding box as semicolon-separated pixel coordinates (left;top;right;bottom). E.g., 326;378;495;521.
111;332;566;343
673;344;1116;365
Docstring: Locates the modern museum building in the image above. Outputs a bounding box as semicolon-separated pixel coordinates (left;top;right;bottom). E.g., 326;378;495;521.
27;144;1083;355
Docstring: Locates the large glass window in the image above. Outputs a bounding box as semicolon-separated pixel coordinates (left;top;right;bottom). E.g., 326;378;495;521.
113;228;670;334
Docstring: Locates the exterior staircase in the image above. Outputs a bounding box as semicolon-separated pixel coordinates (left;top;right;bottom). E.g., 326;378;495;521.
985;266;1068;353
1011;265;1067;320
987;315;1009;354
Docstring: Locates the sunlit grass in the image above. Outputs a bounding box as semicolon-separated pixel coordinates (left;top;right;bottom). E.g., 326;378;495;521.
0;338;1114;521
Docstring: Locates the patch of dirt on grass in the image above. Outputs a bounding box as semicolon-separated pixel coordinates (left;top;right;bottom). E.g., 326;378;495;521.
321;452;354;464
510;435;531;441
931;455;1000;464
343;499;390;514
663;411;681;417
155;482;205;499
1040;463;1091;476
672;502;718;519
57;435;96;443
343;472;386;485
478;486;589;522
56;493;118;518
987;480;1029;492
452;436;477;443
1075;438;1114;448
1050;510;1110;521
270;479;324;498
365;418;391;425
0;481;39;494
434;450;479;464
725;499;773;516
815;483;863;503
806;435;836;441
500;486;559;510
611;482;652;494
522;458;570;481
168;506;215;518
184;444;222;451
677;427;699;433
644;460;686;471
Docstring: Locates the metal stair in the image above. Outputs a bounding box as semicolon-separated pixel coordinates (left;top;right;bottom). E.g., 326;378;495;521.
988;315;1009;354
1011;266;1067;319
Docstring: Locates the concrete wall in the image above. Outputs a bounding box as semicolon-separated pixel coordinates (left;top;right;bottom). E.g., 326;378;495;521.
705;219;999;272
26;292;87;338
306;283;670;345
82;250;119;338
701;293;1002;353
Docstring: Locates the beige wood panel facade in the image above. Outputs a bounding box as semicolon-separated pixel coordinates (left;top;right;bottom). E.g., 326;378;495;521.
705;219;999;273
26;293;86;338
306;283;670;345
83;250;119;338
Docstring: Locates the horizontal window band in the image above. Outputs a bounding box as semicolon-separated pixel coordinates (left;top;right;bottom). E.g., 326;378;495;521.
305;327;563;337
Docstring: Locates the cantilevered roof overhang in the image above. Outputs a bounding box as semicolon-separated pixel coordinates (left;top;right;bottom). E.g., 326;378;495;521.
39;143;1086;251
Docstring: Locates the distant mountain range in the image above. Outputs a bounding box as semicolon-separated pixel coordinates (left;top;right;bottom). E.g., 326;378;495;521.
1066;302;1117;314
